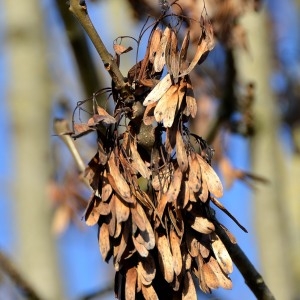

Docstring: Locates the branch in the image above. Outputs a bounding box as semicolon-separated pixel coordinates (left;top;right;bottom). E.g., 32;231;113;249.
214;224;275;300
0;250;42;300
53;119;92;189
55;0;102;98
68;0;134;102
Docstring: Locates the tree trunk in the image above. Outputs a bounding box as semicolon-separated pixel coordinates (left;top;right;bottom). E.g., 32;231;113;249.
234;7;295;300
4;0;63;298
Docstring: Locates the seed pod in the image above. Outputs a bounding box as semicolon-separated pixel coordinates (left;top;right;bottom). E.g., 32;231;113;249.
196;154;223;198
115;194;130;223
169;228;182;276
154;26;171;72
210;233;233;274
132;235;149;257
154;84;179;128
125;267;137;300
157;233;174;283
208;256;233;290
143;74;172;106
149;28;162;63
176;130;188;172
98;223;111;261
141;284;159;300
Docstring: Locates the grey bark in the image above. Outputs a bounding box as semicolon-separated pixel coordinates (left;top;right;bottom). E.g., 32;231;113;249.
234;8;295;300
4;0;64;299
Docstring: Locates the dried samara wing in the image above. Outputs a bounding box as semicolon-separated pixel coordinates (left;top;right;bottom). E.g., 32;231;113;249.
157;233;174;283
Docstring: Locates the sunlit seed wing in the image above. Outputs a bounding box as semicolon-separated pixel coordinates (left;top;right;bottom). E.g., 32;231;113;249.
130;205;146;232
185;77;197;118
188;155;202;193
141;284;159;300
176;130;188;172
169;228;182;276
167;167;182;203
84;193;100;226
114;194;130;223
208;256;233;290
132;235;149;257
191;216;215;234
185;229;199;257
143;74;172;106
98;223;111;261
149;28;162;63
115;226;129;267
179;19;214;78
153;26;171;72
107;151;133;202
154;84;179;127
136;203;155;250
130;138;151;179
101;182;112;202
196;154;223;198
157;234;174;283
179;30;190;71
203;261;219;290
199;179;209;203
210;232;233;274
196;254;211;293
166;30;180;79
125;267;137;300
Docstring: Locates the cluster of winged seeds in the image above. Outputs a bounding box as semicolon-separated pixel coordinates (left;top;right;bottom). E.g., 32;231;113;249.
77;10;242;300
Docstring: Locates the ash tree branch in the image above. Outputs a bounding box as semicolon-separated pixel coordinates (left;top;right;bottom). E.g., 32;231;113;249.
55;0;101;99
215;224;275;300
68;0;133;102
0;250;42;300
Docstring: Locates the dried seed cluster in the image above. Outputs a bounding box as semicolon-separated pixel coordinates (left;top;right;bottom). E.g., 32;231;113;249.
74;7;244;299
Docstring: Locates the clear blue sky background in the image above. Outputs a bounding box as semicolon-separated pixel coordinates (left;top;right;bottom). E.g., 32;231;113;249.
0;0;299;299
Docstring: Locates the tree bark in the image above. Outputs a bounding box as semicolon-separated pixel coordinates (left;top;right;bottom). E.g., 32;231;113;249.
4;0;64;298
234;7;295;300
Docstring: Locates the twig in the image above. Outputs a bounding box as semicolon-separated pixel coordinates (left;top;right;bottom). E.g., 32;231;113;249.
55;0;102;99
53;119;92;189
0;250;42;300
68;0;134;102
214;224;276;300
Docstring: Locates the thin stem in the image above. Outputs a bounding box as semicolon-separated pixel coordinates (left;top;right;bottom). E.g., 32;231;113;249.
53;119;92;189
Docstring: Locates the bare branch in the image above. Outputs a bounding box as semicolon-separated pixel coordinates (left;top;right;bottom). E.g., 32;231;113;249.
68;0;134;102
0;250;42;300
53;119;92;190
